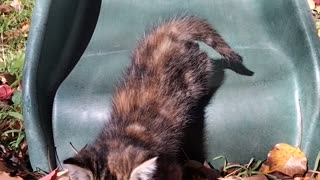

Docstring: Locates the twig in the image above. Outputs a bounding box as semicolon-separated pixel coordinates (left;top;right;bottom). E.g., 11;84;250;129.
297;99;303;148
245;158;254;168
55;147;62;169
0;33;6;65
224;167;244;177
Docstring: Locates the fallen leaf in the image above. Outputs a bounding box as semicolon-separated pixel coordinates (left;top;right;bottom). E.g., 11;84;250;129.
19;20;29;34
0;172;22;180
0;84;14;100
20;24;29;33
0;159;11;173
0;4;14;14
259;164;269;174
10;0;22;11
0;73;16;85
219;177;242;180
4;31;20;41
183;160;221;180
240;175;268;180
39;168;59;180
219;175;267;180
264;143;307;177
0;101;11;110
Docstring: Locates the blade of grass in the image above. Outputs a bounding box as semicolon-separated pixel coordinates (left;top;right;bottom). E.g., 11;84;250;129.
2;129;24;135
212;155;228;170
13;132;24;149
251;160;263;171
8;111;23;120
312;151;320;177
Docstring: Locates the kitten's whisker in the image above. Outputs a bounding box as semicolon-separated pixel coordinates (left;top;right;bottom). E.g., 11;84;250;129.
69;142;79;154
181;148;190;160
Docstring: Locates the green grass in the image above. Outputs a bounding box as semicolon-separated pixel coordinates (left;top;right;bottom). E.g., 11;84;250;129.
0;0;34;151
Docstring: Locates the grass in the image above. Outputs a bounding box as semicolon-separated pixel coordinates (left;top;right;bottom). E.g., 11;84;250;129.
0;0;34;152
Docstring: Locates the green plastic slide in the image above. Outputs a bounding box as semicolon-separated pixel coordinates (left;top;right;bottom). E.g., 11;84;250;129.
23;0;320;172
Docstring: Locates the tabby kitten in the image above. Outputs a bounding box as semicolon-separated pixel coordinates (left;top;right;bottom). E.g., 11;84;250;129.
63;16;253;180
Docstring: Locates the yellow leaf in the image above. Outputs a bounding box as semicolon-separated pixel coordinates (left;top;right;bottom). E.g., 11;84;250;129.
266;143;307;177
20;23;29;33
259;164;270;174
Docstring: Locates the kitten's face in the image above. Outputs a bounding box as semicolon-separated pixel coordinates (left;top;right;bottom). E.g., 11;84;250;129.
64;157;158;180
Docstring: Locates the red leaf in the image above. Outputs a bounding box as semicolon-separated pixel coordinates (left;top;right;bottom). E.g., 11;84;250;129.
39;168;59;180
0;84;14;100
315;0;320;5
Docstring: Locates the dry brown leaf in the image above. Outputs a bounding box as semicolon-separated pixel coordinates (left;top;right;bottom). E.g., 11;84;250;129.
219;175;267;180
0;73;16;85
0;159;11;173
19;20;30;33
265;143;307;177
0;172;22;180
219;176;242;180
19;21;30;38
259;164;269;174
10;0;22;11
4;31;20;41
0;4;14;14
183;160;221;179
242;175;268;180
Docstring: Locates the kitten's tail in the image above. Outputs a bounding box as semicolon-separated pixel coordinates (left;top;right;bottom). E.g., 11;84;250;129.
164;16;254;76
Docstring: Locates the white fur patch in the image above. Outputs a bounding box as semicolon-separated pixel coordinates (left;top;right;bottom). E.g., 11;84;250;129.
64;164;93;180
129;157;158;180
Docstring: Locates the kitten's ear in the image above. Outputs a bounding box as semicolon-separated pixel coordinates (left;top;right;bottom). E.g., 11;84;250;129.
129;157;158;180
64;158;93;180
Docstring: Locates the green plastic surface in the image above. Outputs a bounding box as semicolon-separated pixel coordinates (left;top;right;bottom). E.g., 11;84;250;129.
23;0;320;172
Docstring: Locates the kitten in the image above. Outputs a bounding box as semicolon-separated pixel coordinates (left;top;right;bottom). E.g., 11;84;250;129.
63;16;253;180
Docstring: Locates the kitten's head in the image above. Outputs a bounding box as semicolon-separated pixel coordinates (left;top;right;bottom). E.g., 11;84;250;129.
63;147;182;180
64;156;158;180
